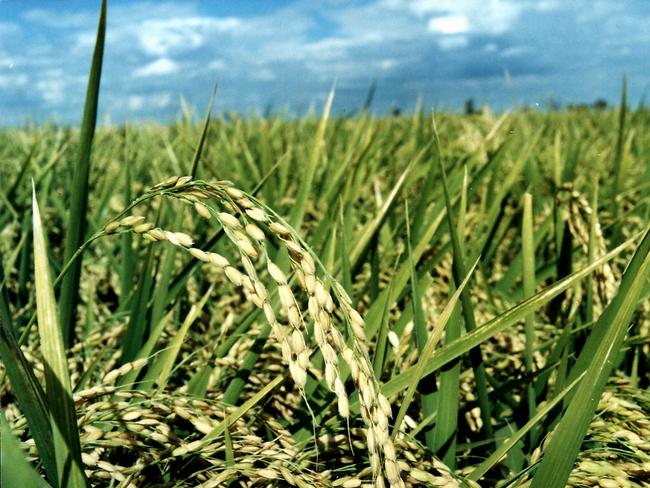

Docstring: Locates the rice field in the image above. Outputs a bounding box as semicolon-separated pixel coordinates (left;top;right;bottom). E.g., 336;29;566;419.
1;3;650;488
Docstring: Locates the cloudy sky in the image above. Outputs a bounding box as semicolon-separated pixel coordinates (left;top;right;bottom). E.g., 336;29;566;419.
0;0;648;124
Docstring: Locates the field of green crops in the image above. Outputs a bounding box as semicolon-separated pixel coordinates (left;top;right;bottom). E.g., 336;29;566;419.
1;4;650;488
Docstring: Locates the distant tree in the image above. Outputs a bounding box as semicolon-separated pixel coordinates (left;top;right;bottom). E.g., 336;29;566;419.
464;97;476;115
593;98;608;110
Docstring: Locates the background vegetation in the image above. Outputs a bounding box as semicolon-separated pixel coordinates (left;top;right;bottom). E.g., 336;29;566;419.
1;3;649;487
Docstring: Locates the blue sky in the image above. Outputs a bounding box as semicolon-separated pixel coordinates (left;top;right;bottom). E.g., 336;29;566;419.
0;0;648;124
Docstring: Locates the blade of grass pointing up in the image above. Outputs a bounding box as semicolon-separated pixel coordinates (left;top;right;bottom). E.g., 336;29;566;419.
59;0;106;347
391;255;478;442
531;227;650;488
434;115;494;440
433;168;468;468
0;315;57;484
380;232;639;399
0;411;51;488
403;202;437;449
33;187;87;488
522;193;537;425
288;83;334;230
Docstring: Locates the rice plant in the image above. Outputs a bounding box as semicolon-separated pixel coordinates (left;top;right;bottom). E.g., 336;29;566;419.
1;3;649;488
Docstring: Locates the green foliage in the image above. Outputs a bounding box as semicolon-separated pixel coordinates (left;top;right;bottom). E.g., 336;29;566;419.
0;79;648;487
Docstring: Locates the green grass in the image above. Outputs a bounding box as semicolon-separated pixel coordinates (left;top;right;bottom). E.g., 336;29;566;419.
0;101;649;487
0;7;649;485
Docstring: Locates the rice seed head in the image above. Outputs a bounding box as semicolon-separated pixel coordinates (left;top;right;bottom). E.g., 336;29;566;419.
194;201;211;219
175;175;192;187
237;238;258;258
278;284;294;309
104;221;120;233
267;261;287;284
269;222;291;237
224;266;244;286
173;232;194;247
218;212;241;229
147;228;166;241
120;215;145;227
208;252;229;267
245;223;266;241
225;186;244;200
246;207;267;222
133;222;154;233
152;176;179;189
189;247;209;262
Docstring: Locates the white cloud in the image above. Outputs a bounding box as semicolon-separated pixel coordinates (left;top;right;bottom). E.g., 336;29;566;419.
0;73;28;88
125;93;172;111
134;57;179;77
428;15;470;35
22;9;95;28
438;36;469;50
403;0;523;34
137;17;242;56
36;70;66;105
208;59;227;71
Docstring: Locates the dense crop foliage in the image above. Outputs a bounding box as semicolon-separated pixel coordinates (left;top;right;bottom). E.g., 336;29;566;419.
1;3;650;487
1;101;649;487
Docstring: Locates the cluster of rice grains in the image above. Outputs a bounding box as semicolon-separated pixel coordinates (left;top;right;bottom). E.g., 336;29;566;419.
106;176;405;487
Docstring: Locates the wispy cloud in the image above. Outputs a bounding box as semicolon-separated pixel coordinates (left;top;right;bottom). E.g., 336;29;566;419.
134;58;179;78
0;0;647;124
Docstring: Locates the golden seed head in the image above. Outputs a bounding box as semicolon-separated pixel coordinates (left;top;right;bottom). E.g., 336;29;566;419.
245;223;265;241
289;362;307;389
172;232;194;247
388;331;400;350
278;284;294;309
263;302;276;325
147;228;166;241
120;215;145;227
246;207;267;222
218;212;241;228
290;329;305;353
297;349;311;369
225;186;244;199
325;362;337;388
194;202;211;219
301;253;316;275
104;221;120;233
287;306;302;328
269;222;291;237
133;222;154;233
267;261;287;284
175;175;192;186
153;176;179;189
224;266;244;286
208;252;229;267
322;343;337;364
237;239;258;258
189;247;209;262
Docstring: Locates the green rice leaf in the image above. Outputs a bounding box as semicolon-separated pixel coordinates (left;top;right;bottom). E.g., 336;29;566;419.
530;227;650;488
33;187;87;488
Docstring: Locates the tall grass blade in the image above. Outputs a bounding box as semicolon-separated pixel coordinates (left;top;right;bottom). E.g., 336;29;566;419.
0;411;51;488
380;233;639;398
435;116;494;439
400;203;437;448
288;83;334;230
469;372;585;482
59;0;106;347
391;256;478;442
530;228;650;488
33;187;86;488
0;315;57;483
522;193;536;423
